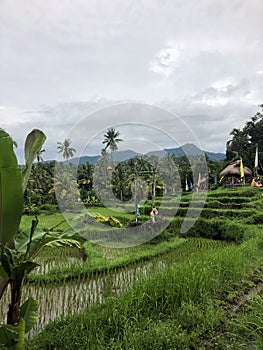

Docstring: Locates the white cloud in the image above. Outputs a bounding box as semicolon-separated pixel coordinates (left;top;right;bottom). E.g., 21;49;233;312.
211;78;236;92
195;96;229;107
149;44;182;77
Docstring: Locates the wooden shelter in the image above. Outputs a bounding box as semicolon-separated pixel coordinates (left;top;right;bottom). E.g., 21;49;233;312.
219;160;252;179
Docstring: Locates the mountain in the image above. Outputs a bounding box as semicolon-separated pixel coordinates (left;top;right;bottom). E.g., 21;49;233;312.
68;150;139;165
112;150;139;162
69;143;225;165
170;143;225;161
203;151;225;161
69;155;99;165
165;143;203;157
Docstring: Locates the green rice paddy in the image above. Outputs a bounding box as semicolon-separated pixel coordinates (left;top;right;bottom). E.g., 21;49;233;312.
3;186;263;349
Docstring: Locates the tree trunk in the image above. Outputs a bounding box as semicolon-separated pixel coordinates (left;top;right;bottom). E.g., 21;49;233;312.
7;279;24;325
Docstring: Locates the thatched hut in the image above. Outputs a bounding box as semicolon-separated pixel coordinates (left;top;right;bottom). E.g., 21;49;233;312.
219;160;252;179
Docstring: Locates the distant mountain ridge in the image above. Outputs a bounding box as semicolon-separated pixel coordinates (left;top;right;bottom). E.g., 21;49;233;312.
68;143;225;165
166;143;225;161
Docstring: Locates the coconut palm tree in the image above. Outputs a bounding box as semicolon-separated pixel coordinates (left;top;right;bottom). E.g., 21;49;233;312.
36;148;45;163
57;139;76;160
102;127;122;161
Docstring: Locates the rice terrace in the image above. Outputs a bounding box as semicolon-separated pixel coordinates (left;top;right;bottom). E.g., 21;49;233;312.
2;0;263;348
2;106;263;349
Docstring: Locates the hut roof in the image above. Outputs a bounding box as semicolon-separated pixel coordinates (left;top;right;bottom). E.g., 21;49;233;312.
219;160;252;177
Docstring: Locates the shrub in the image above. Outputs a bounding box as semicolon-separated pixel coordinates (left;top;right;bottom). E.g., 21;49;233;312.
178;218;246;243
205;200;220;208
24;203;40;215
39;203;58;214
245;213;263;225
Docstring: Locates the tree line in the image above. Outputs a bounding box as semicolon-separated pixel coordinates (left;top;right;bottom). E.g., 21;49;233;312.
226;104;263;172
25;104;263;211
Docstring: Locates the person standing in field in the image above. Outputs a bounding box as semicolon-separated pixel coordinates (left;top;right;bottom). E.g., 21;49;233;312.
135;206;140;222
150;207;158;224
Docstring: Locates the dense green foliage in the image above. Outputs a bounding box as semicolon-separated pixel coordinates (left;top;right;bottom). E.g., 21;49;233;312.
226;104;263;171
23;152;220;210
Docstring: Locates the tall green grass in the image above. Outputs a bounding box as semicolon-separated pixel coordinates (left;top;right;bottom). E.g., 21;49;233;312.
26;235;263;349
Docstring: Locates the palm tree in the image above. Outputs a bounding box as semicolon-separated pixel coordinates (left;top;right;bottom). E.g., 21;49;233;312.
57;139;76;160
36;148;45;163
102;128;122;160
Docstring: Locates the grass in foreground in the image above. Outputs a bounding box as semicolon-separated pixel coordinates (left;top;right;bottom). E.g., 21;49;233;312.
26;235;263;349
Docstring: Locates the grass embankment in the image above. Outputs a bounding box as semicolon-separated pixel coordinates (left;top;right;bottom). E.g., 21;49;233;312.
27;234;263;349
27;237;186;283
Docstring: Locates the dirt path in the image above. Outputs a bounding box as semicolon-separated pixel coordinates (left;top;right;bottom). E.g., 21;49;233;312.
225;268;263;316
199;268;263;349
230;281;263;315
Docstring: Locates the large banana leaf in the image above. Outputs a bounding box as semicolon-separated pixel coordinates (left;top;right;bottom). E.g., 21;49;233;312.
0;130;18;167
0;297;37;349
10;261;40;281
0;324;18;348
22;129;46;193
16;227;82;259
0;277;9;299
15;318;25;350
20;297;39;333
0;130;23;244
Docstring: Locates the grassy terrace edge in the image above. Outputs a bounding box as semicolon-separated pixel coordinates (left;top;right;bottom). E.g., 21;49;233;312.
26;237;186;284
26;234;263;350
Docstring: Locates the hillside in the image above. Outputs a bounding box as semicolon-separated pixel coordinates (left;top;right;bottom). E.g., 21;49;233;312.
69;143;225;165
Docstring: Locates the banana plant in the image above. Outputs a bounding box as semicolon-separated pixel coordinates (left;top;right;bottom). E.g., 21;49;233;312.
0;129;82;349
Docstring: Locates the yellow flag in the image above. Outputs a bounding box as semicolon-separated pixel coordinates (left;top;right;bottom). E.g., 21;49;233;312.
240;158;244;178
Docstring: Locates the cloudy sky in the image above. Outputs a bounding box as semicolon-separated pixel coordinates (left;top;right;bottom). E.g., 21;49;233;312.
1;0;263;162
